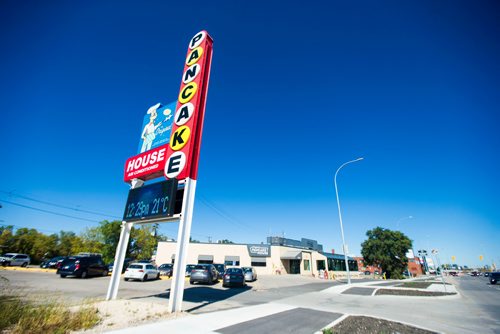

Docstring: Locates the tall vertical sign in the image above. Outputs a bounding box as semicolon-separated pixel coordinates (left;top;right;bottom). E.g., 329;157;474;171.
167;31;213;313
164;31;213;181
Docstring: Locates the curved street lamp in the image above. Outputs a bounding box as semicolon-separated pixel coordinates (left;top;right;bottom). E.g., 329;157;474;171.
334;157;364;285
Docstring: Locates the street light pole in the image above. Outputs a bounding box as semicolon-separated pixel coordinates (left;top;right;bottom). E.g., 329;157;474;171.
334;157;364;285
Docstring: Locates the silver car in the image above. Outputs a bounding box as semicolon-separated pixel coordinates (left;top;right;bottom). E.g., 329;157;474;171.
0;253;31;267
242;266;257;282
190;264;218;284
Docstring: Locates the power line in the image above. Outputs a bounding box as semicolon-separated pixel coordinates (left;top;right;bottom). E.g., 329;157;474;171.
0;190;121;219
0;199;100;223
198;195;253;232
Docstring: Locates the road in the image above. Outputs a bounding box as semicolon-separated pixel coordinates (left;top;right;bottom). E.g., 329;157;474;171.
0;269;343;313
4;269;499;333
452;275;500;333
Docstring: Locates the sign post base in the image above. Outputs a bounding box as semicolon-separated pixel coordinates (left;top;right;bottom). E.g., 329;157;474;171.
168;177;196;313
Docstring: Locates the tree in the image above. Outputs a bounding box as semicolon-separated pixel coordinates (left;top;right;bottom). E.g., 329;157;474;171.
361;227;412;279
130;225;157;261
0;225;15;253
32;233;59;262
97;220;124;264
57;231;81;256
217;239;234;244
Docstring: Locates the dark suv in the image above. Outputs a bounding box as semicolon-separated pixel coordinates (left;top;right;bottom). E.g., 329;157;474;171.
489;272;500;285
213;263;226;279
58;256;108;278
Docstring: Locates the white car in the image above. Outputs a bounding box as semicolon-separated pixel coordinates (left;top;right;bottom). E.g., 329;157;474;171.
0;253;31;267
124;263;160;282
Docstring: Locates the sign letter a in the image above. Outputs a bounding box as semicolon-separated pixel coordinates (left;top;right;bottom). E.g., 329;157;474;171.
186;47;203;66
177;106;191;124
175;103;194;126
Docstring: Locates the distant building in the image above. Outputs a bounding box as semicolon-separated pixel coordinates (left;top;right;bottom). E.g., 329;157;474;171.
354;256;424;277
354;257;382;275
408;257;424;277
156;236;358;277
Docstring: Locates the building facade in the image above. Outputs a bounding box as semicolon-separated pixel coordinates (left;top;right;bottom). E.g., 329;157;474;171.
155;236;358;277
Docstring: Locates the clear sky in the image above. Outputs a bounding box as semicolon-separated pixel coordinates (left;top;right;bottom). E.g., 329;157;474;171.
1;1;498;268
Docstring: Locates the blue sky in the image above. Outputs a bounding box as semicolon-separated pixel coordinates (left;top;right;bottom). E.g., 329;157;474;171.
1;1;498;268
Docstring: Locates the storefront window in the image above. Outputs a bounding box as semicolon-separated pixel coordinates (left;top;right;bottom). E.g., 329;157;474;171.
224;260;240;266
251;261;266;267
316;260;325;270
303;259;310;271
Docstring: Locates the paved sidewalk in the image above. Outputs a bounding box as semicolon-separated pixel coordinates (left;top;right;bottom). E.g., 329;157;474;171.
108;303;299;333
108;278;459;334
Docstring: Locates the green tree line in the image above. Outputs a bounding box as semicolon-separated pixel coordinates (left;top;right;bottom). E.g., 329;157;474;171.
0;221;170;264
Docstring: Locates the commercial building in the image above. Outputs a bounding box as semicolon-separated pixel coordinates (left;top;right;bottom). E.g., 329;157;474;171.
354;255;425;277
155;236;358;277
354;257;382;275
408;257;424;276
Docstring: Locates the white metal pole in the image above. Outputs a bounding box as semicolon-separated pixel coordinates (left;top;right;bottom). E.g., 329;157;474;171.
435;252;447;292
168;177;197;313
106;221;133;300
334;157;363;285
106;178;143;301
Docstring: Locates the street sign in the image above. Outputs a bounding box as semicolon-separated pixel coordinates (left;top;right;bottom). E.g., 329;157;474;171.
123;179;178;223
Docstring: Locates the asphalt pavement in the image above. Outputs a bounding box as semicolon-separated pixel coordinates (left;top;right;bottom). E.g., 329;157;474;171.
451;275;500;333
3;269;499;333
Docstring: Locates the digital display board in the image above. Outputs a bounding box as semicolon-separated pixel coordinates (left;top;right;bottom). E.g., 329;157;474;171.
123;179;178;223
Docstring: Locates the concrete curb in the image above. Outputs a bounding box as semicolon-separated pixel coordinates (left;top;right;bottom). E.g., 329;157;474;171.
315;314;349;334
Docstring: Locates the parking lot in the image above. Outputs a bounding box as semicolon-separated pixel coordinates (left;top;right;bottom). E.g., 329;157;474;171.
0;267;343;314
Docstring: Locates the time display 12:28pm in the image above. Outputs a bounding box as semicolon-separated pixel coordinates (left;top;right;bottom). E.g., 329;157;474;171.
124;195;171;220
122;179;178;223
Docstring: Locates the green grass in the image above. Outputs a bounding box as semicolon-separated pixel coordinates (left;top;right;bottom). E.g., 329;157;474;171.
0;287;100;334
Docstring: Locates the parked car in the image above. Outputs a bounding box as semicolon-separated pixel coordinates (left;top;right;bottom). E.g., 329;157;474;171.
137;259;152;264
158;263;173;277
0;253;30;267
185;264;196;276
213;263;226;279
58;256;108;278
222;268;246;287
489;272;500;285
108;258;133;274
190;264;218;285
470;271;479;277
41;256;66;269
242;267;257;282
484;272;490;277
124;263;160;282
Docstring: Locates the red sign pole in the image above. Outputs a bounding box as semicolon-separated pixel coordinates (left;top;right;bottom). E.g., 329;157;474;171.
167;31;213;314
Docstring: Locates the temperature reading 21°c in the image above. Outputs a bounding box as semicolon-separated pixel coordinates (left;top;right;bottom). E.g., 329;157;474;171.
122;179;178;223
151;196;170;215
